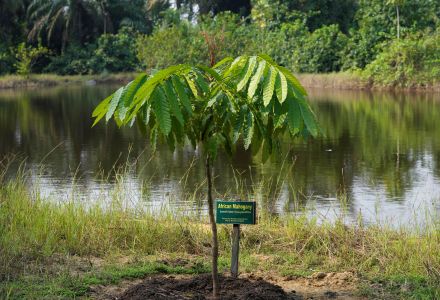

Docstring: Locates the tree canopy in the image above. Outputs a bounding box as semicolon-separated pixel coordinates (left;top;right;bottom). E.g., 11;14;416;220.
1;0;439;86
93;54;319;159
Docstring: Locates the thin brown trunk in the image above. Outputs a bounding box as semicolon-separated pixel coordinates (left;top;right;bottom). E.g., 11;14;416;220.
206;155;219;298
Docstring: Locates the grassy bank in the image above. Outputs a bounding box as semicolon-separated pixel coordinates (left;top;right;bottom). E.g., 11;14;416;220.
297;73;440;92
1;173;440;299
1;72;439;92
296;72;369;90
0;73;137;90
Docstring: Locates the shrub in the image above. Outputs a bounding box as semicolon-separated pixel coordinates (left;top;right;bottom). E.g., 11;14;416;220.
44;44;96;75
136;13;263;70
90;27;140;73
297;24;348;73
0;45;16;75
45;28;140;75
15;43;50;77
362;31;440;87
198;12;259;58
136;18;350;74
259;20;309;71
136;23;207;69
341;28;387;70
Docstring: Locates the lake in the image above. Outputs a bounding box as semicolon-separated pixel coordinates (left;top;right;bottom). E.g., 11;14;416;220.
1;85;439;227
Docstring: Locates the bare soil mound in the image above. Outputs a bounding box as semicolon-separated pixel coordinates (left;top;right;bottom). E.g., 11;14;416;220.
118;274;298;300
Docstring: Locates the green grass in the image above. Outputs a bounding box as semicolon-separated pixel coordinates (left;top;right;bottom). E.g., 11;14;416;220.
1;168;440;299
0;259;210;299
359;275;440;300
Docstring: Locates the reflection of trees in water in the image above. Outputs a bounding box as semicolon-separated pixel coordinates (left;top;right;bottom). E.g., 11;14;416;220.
0;86;143;175
288;129;356;204
297;90;440;201
1;87;440;210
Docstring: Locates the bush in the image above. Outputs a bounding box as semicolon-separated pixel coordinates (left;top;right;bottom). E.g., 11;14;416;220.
136;23;207;70
198;12;259;59
136;13;277;70
90;27;140;73
45;44;97;75
258;20;309;71
341;28;387;70
15;43;50;77
0;45;16;75
45;27;139;75
296;25;348;73
136;16;349;74
362;31;440;87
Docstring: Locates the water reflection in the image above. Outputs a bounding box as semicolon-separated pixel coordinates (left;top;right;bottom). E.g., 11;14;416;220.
1;86;439;227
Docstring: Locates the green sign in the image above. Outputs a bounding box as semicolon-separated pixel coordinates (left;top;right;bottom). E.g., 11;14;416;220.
216;200;256;225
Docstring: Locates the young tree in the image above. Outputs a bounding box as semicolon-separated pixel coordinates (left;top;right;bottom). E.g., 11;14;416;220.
386;0;404;39
92;53;319;298
15;42;50;78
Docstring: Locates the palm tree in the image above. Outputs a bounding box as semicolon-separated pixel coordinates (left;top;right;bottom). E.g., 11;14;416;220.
0;0;24;18
0;0;25;19
27;0;105;51
0;0;26;43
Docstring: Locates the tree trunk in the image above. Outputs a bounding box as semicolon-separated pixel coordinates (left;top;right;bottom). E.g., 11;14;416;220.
396;5;400;39
206;155;219;298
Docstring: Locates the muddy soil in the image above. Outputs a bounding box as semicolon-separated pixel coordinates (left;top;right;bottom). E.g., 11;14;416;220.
91;271;365;300
118;274;296;300
90;258;363;300
91;271;365;299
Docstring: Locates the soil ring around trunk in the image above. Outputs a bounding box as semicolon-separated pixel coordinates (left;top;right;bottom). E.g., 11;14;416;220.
118;273;299;300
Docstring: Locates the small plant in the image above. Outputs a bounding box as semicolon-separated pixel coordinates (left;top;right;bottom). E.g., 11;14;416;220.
15;43;49;78
92;52;319;298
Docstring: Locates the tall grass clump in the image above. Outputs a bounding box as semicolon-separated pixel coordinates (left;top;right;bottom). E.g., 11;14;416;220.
0;170;212;280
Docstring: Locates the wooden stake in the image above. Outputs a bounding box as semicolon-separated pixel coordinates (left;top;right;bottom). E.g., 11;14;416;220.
206;155;219;298
231;224;240;278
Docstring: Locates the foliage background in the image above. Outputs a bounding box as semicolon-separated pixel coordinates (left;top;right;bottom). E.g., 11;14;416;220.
1;0;439;87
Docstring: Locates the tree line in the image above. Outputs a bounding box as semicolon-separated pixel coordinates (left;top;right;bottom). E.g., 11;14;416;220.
1;0;439;86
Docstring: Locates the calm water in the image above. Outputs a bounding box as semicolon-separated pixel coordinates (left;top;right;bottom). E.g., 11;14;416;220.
1;85;440;227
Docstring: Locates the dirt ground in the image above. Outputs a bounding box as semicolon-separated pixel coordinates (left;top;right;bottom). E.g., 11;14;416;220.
91;270;364;300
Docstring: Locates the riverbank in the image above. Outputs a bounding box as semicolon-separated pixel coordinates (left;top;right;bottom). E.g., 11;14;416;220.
0;73;137;90
298;73;440;92
1;72;439;92
1;177;439;299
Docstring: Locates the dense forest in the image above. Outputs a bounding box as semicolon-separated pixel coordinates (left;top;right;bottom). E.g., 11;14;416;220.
1;0;439;86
